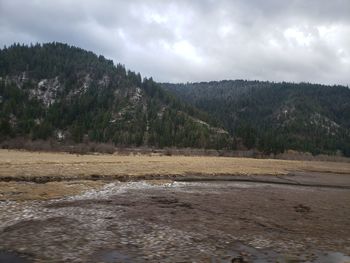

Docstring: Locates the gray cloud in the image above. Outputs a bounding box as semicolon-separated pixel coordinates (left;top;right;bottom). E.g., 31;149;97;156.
0;0;349;85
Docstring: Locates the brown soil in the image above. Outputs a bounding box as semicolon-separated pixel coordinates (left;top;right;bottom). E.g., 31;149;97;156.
0;178;349;262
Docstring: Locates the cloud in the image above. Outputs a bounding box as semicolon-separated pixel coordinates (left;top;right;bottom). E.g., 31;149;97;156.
0;0;349;85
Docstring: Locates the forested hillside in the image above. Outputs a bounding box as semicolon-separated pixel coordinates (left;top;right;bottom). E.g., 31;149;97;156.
163;80;350;156
0;43;232;149
2;43;349;156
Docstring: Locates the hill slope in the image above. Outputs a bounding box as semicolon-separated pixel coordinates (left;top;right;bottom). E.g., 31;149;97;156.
0;43;232;149
163;80;350;156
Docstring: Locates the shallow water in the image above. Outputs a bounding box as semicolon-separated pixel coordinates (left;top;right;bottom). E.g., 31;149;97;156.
0;251;32;263
224;243;350;263
93;247;350;263
95;250;133;263
2;246;350;263
311;252;350;263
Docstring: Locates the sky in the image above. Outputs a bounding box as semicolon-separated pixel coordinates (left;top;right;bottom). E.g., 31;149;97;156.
0;0;349;86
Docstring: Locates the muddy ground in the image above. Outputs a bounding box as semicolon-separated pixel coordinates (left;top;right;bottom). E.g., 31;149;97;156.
0;173;350;262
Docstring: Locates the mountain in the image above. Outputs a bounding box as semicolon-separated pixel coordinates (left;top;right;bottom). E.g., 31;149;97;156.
2;43;349;156
0;43;232;149
163;80;350;156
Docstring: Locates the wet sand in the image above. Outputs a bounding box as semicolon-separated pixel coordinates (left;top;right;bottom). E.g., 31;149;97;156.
0;174;350;262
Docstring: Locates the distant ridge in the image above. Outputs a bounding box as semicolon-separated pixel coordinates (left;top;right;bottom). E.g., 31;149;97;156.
163;80;350;156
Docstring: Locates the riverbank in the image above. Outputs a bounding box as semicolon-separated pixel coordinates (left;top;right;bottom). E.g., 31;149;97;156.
1;180;350;262
1;149;350;262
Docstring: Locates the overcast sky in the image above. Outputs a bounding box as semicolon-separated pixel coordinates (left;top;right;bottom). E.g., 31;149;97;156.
0;0;349;85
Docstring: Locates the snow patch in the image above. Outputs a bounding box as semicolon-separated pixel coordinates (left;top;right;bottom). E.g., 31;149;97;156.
98;75;110;87
130;87;142;103
56;130;65;140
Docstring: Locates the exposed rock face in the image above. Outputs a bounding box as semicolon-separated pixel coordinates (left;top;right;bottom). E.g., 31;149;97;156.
33;77;61;107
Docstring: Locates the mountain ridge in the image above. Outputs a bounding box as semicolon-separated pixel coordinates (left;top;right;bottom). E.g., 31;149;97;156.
0;42;232;150
1;42;349;156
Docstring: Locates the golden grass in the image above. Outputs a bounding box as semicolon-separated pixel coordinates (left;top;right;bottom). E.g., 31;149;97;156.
0;149;349;180
0;180;106;201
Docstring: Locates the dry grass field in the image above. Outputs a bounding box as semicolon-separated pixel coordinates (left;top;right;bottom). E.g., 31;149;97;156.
0;149;349;181
0;180;106;201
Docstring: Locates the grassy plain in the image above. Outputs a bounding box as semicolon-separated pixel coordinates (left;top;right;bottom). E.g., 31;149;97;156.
1;149;350;180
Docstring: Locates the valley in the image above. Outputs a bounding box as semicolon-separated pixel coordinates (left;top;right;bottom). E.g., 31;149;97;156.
0;150;350;262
